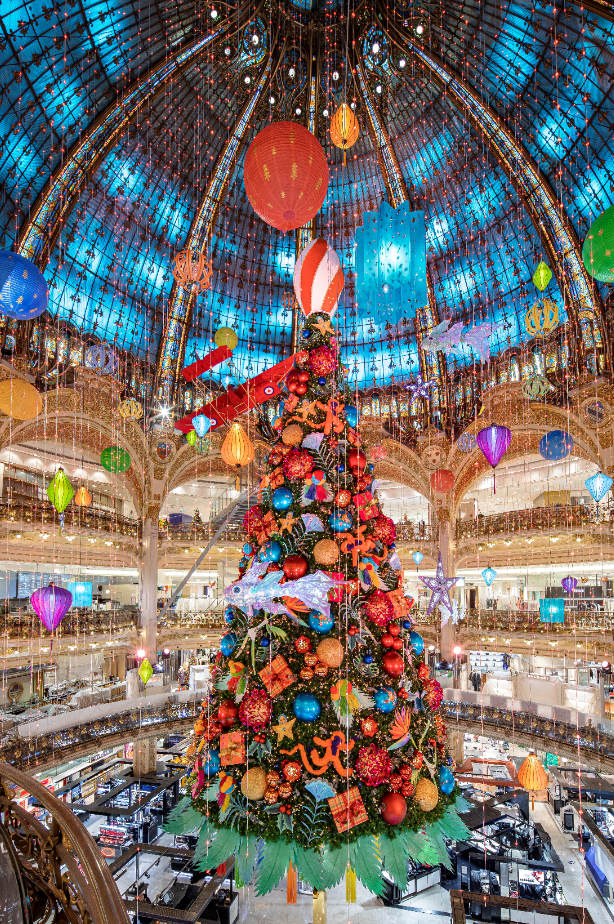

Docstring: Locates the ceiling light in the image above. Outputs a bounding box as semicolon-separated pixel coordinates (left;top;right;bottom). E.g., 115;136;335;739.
244;75;251;85
15;534;21;539
323;108;329;117
224;46;231;56
399;58;406;68
289;67;296;78
269;95;275;104
40;532;49;540
210;8;218;18
416;23;424;35
332;70;339;81
350;101;356;109
372;42;380;53
376;84;383;94
295;106;302;115
251;34;259;45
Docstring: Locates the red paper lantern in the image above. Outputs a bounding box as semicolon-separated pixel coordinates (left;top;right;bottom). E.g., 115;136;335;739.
380;792;407;825
217;700;239;728
243;122;329;231
382;651;404;677
283;554;309;578
430;468;455;494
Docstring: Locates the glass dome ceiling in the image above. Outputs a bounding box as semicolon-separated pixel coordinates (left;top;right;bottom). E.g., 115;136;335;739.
0;0;612;397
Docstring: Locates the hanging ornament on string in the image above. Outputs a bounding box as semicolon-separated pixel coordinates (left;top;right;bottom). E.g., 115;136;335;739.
482;567;497;587
330;103;360;165
585;471;613;504
74;486;92;508
221;421;254;489
46;467;74;534
412;551;424;571
193;414;212;438
561;576;578;594
476;423;511;494
30;583;73;650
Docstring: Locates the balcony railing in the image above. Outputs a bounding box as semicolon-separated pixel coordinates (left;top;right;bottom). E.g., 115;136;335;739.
0;607;139;639
162;521;244;542
0;500;140;537
412;607;614;632
456;502;613;541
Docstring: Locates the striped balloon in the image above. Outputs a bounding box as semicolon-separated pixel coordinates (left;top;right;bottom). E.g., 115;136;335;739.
293;238;344;318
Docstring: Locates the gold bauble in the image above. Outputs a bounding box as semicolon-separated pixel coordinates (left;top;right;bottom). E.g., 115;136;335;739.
266;771;281;788
278;782;293;799
414;777;439;812
316;638;344;668
314;662;329;678
282;424;304;447
240;766;268;800
264;787;279;804
0;379;42;420
313;538;339;566
300;667;315;681
304;653;318;667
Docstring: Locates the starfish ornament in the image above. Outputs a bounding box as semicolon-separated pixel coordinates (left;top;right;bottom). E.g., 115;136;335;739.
312;317;334;336
272;713;296;743
419;552;459;616
405;374;437;402
279;512;297;533
291;399;319;424
462;322;498;363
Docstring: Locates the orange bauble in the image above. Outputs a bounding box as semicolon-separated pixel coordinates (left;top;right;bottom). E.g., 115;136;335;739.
243;122;329;231
430;469;455;493
380;792;407;825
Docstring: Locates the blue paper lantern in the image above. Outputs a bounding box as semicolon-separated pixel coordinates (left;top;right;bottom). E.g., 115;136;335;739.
293;692;321;721
192;414;212;438
373;687;397;713
345;405;359;428
204;749;221;775
585;471;613;504
539;430;573;461
412;551;424;567
272;487;293;510
439;766;455;795
309;610;335;634
329;510;353;533
259;540;282;562
0;251;48;320
482;567;497;587
220;632;237;656
409;631;424;655
540;599;565;623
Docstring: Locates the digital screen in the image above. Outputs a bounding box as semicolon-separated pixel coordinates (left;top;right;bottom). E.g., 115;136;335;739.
540;598;564;623
17;572;52;599
66;582;93;607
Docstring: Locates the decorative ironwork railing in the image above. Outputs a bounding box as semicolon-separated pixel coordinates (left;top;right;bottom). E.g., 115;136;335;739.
412;608;614;632
0;607;139;639
0;500;140;537
0;760;129;924
455;503;613;541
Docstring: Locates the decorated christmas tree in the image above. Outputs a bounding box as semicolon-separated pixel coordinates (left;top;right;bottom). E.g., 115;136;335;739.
168;245;469;899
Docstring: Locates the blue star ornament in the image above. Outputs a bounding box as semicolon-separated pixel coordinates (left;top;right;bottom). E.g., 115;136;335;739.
405;374;436;402
420;552;460;617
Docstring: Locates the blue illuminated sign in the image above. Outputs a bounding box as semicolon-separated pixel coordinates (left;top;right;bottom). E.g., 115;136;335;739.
66;582;93;607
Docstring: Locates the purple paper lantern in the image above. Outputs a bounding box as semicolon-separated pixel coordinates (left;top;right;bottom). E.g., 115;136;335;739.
30;584;73;633
476;423;512;494
561;576;578;594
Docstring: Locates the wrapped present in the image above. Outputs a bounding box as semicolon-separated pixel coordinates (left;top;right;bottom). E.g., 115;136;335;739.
257;510;279;544
220;731;245;766
353;491;379;522
327;786;368;833
259;654;296;698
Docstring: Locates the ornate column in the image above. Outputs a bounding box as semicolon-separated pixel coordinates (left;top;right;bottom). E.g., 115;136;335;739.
141;517;159;664
438;518;455;662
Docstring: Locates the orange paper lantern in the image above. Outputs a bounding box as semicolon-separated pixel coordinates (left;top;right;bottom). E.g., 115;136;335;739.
221;422;254;470
330;103;359;164
430;469;454;493
243;122;329;231
74;486;92;507
518;750;548;792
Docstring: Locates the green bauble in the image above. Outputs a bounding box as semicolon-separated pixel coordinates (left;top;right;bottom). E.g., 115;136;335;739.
583;205;614;282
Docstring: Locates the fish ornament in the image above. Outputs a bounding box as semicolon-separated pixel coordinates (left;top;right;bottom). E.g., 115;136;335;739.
330;679;374;727
224;559;336;619
387;705;413;751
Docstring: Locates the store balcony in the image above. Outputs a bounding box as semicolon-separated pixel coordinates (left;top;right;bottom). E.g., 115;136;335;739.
456;503;614;546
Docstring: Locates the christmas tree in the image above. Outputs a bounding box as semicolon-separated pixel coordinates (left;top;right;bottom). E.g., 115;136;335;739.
168;300;469;897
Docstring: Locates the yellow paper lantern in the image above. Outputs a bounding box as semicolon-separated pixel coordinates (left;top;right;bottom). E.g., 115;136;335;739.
518;750;548;808
74;486;92;507
214;327;238;350
221;422;254;469
0;379;42;420
330;104;360;164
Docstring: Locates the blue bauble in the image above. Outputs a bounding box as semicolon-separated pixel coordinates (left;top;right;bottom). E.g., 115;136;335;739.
402;620;412;630
0;251;48;320
293;692;322;721
318;377;326;385
337;463;345;473
364;654;374;664
220;632;237;656
439;766;455;795
328;510;353;533
259;540;282;562
309;610;335;634
204;749;221;775
366;463;374;474
373;687;397;713
272;487;293;511
302;328;311;339
260;636;271;647
224;610;235;626
242;542;253;555
409;631;424;656
345;405;359;428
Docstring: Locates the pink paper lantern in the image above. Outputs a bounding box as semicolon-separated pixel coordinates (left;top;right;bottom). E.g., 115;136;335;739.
31;584;73;633
476;423;511;493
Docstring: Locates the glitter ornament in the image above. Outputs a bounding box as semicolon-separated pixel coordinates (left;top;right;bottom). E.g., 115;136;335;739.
316;637;344;668
314;662;329;678
264;787;279;804
283;449;314;481
282;424;304;446
360;716;378;737
414;777;439;811
282;761;302;782
304;652;318;667
308;345;337;375
389;773;403;791
239;688;272;731
355;744;392;787
267;771;281;788
363;590;395;626
335;489;352;507
294;635;312;654
278;782;293;799
243;505;265;536
371;514;396;545
241;766;268;800
300;667;315;681
313;538;339;565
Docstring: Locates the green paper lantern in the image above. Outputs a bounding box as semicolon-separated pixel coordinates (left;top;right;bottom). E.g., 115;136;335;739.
583;205;614;282
138;657;153;684
532;261;552;291
100;446;131;472
195;437;210;454
186;430;197;447
46;467;74;513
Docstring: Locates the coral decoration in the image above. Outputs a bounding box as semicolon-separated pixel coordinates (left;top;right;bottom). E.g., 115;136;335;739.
282;449;314;481
355;744;392;787
363;589;395;626
371;514;396;545
243;505;265;536
238;688;272;731
308;345;337;376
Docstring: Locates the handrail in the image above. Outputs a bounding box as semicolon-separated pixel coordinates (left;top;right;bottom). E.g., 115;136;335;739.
0;760;129;924
456;502;613;541
0;499;140;537
412;607;614;632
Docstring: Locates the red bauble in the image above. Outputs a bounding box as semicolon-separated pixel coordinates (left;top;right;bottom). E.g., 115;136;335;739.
348;448;367;472
298;371;310;383
389;772;403;792
355;743;392;787
287;372;299;393
380;792;407;825
295;635;312;654
363;590;395;627
430;468;455;494
308;345;337;376
381;633;394;648
282;449;314;481
392;638;403;651
267;562;282;573
372;514;397;545
283;554;309;579
217;700;239;728
335;489;352;508
387;623;400;637
244;122;329;231
382;651;404;677
354;475;372;491
295;382;308;395
243;505;264;537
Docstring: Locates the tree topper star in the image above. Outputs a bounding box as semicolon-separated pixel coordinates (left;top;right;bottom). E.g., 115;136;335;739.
405;374;437;401
419;552;459;616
